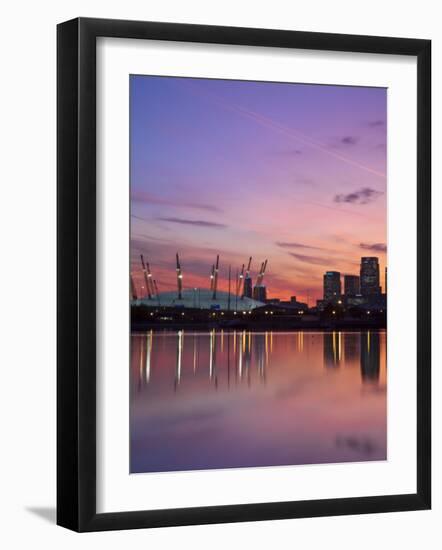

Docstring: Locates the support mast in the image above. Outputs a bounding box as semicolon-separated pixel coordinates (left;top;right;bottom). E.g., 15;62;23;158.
212;254;220;299
228;265;231;311
140;254;152;299
242;257;252;299
210;264;215;291
145;260;156;297
176;253;183;300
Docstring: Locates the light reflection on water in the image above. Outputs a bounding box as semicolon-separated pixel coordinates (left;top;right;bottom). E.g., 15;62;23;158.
130;330;386;473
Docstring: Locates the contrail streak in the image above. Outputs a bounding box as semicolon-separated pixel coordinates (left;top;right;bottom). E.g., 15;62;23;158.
181;82;386;180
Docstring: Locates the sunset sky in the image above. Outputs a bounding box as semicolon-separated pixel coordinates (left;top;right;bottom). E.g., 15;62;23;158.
130;75;387;304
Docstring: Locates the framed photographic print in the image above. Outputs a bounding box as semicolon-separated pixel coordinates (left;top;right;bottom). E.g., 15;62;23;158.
57;17;431;531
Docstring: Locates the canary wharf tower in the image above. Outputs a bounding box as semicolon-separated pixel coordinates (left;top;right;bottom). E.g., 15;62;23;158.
360;257;381;296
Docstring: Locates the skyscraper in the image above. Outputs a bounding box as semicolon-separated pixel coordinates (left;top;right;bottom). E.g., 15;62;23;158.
360;257;381;296
344;274;360;296
323;271;341;301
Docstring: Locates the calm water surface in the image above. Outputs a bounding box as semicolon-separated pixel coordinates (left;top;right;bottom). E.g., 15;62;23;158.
130;330;386;473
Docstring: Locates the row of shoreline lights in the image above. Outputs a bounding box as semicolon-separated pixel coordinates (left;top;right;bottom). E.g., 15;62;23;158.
148;310;277;316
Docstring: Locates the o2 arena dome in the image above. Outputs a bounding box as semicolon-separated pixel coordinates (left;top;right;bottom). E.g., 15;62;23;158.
136;288;264;311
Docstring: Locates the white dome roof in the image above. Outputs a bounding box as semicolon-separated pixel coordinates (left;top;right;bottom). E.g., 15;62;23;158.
137;288;264;311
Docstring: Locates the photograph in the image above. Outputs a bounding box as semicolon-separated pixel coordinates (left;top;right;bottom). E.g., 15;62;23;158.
0;0;433;541
129;75;388;474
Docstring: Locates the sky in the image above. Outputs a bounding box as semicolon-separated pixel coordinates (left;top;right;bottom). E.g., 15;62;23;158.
130;75;387;304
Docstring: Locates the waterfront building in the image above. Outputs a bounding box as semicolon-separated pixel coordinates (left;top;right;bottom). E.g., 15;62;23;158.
323;271;341;301
135;288;263;311
345;294;366;307
344;274;360;296
360;257;381;296
277;298;308;311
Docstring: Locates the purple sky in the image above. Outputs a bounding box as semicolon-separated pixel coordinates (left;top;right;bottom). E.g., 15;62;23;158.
130;75;387;303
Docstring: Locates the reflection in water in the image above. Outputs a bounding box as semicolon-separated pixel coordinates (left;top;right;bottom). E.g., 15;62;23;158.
130;330;386;473
174;330;183;390
344;332;360;364
324;332;342;368
145;330;152;383
360;331;381;383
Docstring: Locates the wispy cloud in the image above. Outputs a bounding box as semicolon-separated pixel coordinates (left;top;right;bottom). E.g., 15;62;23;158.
131;213;172;228
301;200;375;220
368;119;385;128
359;242;387;252
288;252;357;268
341;136;358;145
276;241;326;251
288;252;331;266
158;217;227;228
334;187;383;205
132;214;150;222
131;190;221;213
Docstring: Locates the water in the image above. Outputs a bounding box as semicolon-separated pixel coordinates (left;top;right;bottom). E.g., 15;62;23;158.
130;330;386;473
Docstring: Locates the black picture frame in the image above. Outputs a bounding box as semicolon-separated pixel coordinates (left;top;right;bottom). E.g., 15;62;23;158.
57;17;431;532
